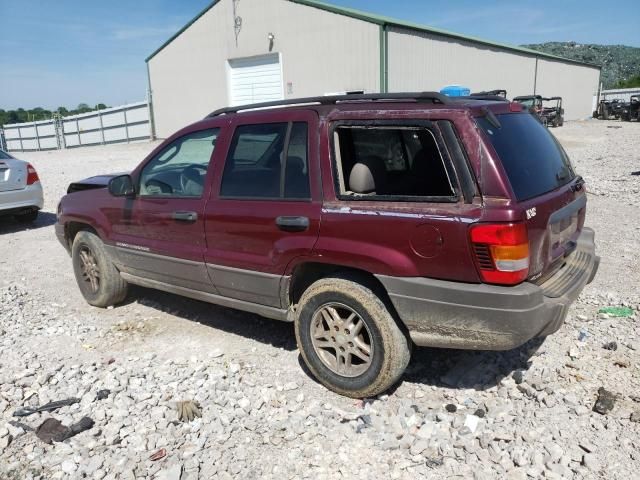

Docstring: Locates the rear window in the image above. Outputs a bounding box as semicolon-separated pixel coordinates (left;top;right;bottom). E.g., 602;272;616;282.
477;113;574;201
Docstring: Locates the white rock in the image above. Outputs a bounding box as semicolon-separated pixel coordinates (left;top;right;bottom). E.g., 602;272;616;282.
463;415;479;434
60;460;77;474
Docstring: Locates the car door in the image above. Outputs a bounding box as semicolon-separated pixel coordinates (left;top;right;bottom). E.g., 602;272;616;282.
203;110;321;308
107;127;224;293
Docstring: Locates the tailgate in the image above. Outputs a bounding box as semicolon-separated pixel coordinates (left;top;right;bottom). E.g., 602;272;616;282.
523;180;586;283
475;112;587;283
0;158;27;192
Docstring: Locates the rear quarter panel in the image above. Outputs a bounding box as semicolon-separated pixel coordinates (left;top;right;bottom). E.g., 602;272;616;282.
313;110;483;282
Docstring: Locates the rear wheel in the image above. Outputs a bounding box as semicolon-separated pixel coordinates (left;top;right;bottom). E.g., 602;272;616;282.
72;231;128;307
295;276;410;398
15;210;38;223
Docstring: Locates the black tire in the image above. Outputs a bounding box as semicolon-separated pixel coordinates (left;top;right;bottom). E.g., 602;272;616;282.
72;231;128;307
559;117;564;127
295;276;411;398
15;210;38;223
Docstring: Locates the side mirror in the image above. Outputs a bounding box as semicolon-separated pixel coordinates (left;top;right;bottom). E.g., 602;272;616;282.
108;174;135;197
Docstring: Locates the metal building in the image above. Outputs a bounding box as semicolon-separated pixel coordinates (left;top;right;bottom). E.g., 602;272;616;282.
146;0;601;138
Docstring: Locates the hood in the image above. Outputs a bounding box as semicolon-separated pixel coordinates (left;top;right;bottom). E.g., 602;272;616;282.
67;172;129;194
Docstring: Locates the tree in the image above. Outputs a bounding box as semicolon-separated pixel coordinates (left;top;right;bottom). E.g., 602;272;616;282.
76;103;91;113
95;103;108;110
7;111;20;123
615;75;640;88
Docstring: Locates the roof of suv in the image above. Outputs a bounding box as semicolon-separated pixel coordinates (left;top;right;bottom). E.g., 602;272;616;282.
204;92;519;120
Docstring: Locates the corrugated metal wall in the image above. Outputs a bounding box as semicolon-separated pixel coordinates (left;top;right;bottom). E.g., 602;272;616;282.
148;0;380;137
535;59;600;120
148;0;601;137
387;27;600;120
387;27;537;98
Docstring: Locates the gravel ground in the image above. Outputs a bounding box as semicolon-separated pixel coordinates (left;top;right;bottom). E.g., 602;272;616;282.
1;120;639;479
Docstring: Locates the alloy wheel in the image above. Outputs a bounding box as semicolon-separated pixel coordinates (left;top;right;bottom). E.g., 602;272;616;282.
310;302;374;377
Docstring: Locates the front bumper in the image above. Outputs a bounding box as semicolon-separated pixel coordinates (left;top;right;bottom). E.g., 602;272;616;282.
55;223;70;253
377;228;599;350
0;183;44;215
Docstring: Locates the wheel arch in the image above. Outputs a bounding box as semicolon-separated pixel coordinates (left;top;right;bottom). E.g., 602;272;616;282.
65;221;100;248
287;262;411;340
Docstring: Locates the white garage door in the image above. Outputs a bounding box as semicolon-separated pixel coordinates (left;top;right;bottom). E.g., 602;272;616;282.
227;54;284;106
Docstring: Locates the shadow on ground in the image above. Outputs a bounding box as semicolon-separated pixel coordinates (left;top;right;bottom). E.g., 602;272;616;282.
128;285;297;351
0;211;57;234
124;285;543;393
401;338;544;390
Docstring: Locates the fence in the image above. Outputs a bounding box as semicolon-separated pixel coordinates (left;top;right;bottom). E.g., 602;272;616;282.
592;87;640;113
0;101;152;153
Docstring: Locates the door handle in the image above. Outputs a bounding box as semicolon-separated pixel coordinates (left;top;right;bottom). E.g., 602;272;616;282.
172;211;198;222
276;216;309;232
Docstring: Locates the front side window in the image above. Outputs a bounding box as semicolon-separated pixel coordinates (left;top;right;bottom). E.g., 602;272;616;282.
333;125;456;200
220;122;310;199
139;129;219;197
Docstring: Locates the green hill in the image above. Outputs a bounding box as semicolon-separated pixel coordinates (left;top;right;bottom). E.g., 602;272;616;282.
521;42;640;88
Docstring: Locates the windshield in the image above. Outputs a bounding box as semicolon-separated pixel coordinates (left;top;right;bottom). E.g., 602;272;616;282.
0;150;12;160
477;113;575;201
517;98;536;108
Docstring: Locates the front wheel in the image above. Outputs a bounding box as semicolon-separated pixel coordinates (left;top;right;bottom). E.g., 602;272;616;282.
295;276;410;398
72;231;128;307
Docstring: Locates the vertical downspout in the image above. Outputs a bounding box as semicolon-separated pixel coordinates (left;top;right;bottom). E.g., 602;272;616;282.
379;24;388;93
146;61;157;140
533;57;539;95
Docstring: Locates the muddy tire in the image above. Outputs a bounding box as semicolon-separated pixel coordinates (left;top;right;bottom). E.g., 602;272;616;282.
295;276;411;398
72;230;128;307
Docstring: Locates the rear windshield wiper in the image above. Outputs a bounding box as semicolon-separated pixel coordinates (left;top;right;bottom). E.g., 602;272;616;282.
481;107;501;129
556;166;570;182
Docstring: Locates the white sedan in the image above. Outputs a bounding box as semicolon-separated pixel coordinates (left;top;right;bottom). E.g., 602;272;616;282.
0;149;44;222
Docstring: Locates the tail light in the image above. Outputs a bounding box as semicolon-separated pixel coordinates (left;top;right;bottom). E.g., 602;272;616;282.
470;222;530;285
26;164;39;185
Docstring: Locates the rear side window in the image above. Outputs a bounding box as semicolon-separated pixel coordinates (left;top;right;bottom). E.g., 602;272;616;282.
333;125;456;200
477;113;574;201
220;122;310;199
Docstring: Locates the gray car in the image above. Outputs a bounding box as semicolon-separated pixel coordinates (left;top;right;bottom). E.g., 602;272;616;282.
0;149;44;222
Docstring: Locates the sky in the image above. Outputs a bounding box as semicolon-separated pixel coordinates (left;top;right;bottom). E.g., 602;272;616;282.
1;0;639;110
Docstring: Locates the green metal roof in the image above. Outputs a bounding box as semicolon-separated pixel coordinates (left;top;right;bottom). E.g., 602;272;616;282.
146;0;601;69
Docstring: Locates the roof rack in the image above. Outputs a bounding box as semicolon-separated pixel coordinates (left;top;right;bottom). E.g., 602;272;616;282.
452;95;509;102
206;92;450;117
513;95;542;101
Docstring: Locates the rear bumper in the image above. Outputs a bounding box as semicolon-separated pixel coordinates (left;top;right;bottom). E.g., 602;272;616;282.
0;183;44;215
377;228;599;350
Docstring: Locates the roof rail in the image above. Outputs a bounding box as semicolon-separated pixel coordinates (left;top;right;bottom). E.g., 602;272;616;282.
452;94;510;102
206;92;450;117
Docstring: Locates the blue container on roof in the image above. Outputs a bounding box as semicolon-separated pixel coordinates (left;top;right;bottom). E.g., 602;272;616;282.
440;85;471;97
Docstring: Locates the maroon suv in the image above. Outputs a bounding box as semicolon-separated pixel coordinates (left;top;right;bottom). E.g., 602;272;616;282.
56;92;599;397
